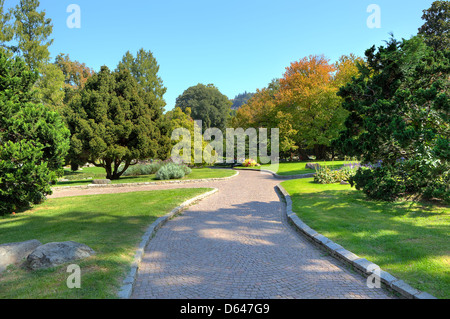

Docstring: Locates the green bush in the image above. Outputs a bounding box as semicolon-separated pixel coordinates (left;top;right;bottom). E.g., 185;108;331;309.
0;141;57;215
350;161;450;203
314;165;357;184
0;53;69;215
122;162;162;176
155;163;192;180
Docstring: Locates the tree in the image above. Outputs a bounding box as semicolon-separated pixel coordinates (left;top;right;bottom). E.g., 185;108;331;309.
335;36;449;203
0;1;65;112
34;62;65;111
175;83;232;132
275;55;356;159
0;0;14;55
54;53;94;104
0;52;70;215
13;0;53;71
418;0;450;51
65;66;170;180
117;48;167;109
231;91;254;110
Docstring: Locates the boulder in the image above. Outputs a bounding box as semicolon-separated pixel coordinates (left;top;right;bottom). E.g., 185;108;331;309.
26;241;95;270
92;179;111;185
0;240;42;273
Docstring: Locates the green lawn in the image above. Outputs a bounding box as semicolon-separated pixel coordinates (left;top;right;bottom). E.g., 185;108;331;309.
239;161;351;176
55;167;235;187
281;178;450;299
0;188;212;299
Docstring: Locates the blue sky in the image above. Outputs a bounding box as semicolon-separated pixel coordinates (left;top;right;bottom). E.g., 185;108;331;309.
36;0;435;110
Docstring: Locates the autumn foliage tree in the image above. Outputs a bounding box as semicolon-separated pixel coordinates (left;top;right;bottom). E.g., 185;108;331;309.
232;55;361;160
55;53;94;104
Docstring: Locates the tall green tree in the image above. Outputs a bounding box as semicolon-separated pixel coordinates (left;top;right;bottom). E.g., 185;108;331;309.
335;36;449;202
13;0;53;71
65;66;170;180
175;83;232;132
418;0;450;51
0;52;70;215
117;48;167;109
0;0;14;55
34;61;65;111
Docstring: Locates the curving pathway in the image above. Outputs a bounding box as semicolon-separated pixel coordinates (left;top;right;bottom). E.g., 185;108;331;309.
50;169;394;299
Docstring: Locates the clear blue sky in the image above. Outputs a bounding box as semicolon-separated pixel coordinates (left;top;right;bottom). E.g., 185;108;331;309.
37;0;435;110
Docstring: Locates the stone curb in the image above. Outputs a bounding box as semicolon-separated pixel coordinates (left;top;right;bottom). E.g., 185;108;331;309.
117;188;219;299
276;183;438;300
233;167;314;179
53;170;239;190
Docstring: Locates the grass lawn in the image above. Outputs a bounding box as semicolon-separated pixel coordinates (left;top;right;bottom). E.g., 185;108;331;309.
55;166;235;187
239;161;351;176
0;188;212;299
281;178;450;299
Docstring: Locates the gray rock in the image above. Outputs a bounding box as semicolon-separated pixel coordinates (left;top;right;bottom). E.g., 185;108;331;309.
26;241;95;270
0;240;42;272
92;179;111;184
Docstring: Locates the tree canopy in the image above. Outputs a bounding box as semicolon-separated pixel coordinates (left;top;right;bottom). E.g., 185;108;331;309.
65;66;170;180
0;52;70;215
418;0;450;51
117;48;167;110
334;36;449;202
175;83;232;132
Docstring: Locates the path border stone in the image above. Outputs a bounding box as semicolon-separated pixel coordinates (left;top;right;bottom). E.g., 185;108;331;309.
117;188;219;299
276;183;437;300
53;170;239;190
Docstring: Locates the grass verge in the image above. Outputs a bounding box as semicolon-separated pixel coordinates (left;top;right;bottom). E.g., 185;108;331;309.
281;178;449;299
55;167;235;187
0;188;213;298
238;161;350;176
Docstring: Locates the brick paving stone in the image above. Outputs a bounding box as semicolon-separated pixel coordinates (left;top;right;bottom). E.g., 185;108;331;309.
50;169;395;299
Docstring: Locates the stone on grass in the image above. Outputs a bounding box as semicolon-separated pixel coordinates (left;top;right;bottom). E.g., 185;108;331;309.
26;241;95;270
0;240;42;273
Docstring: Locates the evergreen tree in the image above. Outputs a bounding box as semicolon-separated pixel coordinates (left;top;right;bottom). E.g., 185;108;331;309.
0;52;70;215
335;36;449;202
66;66;170;180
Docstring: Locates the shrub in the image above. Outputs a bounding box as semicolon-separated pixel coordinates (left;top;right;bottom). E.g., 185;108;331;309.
314;165;358;184
350;160;450;203
0;53;69;215
0;141;56;215
122;162;162;176
155;163;192;180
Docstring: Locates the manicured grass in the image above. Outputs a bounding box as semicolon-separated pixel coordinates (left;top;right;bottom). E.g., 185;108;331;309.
55;167;235;187
281;178;450;299
0;188;212;299
239;161;351;176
